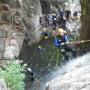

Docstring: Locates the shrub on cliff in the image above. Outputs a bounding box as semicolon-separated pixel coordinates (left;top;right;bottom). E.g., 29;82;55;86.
0;60;26;90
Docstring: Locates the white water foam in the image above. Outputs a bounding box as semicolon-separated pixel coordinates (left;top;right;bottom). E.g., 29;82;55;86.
46;53;90;90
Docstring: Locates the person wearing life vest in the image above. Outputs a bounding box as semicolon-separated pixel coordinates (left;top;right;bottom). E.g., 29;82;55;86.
54;28;76;59
52;13;57;30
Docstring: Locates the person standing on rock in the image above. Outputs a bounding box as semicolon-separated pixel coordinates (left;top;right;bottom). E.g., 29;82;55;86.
59;10;64;19
65;10;71;21
73;11;78;17
52;13;57;30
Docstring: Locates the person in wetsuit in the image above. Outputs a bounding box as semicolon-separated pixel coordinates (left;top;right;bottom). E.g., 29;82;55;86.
54;28;76;60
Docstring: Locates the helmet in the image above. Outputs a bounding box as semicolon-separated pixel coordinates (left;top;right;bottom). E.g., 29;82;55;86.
57;28;67;35
27;68;32;72
38;45;41;49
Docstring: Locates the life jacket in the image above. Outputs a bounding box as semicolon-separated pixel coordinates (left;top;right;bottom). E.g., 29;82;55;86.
54;36;61;47
54;34;69;47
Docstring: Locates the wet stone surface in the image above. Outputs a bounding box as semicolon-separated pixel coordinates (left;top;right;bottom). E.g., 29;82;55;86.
0;29;7;59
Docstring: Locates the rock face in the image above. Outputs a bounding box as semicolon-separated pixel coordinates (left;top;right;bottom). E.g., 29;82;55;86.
0;0;66;59
80;0;90;42
0;79;7;90
0;0;24;59
46;53;90;90
22;0;42;44
0;0;43;59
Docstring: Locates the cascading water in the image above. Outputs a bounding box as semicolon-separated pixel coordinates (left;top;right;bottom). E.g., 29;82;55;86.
45;53;90;90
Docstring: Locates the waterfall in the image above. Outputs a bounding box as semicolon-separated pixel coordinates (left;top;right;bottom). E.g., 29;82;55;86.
18;0;22;5
45;53;90;90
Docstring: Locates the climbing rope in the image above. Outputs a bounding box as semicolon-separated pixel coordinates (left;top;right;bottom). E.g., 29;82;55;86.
61;40;90;45
56;49;60;66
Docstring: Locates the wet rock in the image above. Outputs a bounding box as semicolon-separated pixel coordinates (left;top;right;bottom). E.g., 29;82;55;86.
10;39;19;48
0;79;7;90
2;4;10;12
4;45;19;59
22;0;42;43
4;33;20;59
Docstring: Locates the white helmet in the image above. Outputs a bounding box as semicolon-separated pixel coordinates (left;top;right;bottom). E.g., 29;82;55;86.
27;68;32;72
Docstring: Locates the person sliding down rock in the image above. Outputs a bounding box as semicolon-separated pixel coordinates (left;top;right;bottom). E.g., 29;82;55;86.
27;68;35;81
53;28;76;60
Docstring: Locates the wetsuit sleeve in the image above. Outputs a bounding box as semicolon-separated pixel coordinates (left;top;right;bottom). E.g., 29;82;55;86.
64;35;69;42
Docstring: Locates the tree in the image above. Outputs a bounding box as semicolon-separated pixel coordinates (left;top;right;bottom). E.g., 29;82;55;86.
80;0;90;44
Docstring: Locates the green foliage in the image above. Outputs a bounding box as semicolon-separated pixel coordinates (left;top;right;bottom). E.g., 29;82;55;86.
0;60;25;90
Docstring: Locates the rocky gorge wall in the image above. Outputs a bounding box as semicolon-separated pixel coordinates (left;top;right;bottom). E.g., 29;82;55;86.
0;0;24;60
0;0;42;60
0;0;65;60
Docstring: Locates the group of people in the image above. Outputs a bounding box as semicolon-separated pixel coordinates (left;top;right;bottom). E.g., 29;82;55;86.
39;9;78;60
31;9;80;81
52;9;71;30
29;11;78;81
28;28;77;82
40;9;78;30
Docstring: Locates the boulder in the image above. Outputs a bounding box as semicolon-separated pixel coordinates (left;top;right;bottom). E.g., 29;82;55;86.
4;46;19;59
0;79;7;90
